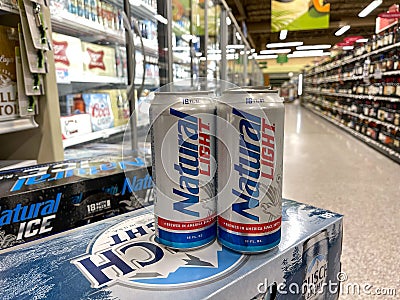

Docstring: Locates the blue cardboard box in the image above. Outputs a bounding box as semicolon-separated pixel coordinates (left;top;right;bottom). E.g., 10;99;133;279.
0;156;153;250
0;199;343;300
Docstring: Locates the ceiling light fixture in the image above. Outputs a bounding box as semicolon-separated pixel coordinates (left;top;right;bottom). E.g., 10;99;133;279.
155;14;168;24
255;55;278;60
208;49;222;54
356;38;369;43
226;44;245;49
296;44;332;50
335;25;351;36
130;0;141;6
266;41;303;48
260;49;291;55
288;50;331;58
298;74;303;96
358;0;383;18
279;30;288;40
343;45;354;50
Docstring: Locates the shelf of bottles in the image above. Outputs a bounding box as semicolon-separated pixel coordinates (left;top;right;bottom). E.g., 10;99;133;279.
169;0;263;87
48;0;159;149
303;22;400;164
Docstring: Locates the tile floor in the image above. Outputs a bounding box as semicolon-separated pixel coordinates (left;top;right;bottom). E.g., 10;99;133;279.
283;101;400;299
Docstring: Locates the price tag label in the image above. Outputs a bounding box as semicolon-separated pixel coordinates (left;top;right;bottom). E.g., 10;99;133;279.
56;69;70;83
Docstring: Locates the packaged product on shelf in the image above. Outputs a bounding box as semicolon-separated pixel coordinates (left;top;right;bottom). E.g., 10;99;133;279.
1;0;18;10
96;0;103;25
0;25;19;121
135;50;144;80
0;200;343;300
68;0;77;14
82;42;117;77
82;93;114;131
97;89;130;127
52;32;84;80
378;128;394;147
115;45;127;79
101;2;114;30
84;0;90;19
0;156;152;251
137;93;151;127
60;113;92;139
49;0;70;13
77;0;84;16
90;0;98;22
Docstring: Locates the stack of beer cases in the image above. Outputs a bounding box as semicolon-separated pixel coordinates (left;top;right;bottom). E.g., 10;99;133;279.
0;199;343;300
0;155;152;251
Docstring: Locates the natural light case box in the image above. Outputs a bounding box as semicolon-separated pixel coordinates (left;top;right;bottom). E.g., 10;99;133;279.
0;156;153;251
0;200;343;300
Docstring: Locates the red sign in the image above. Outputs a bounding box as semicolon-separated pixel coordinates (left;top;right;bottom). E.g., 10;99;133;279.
378;12;400;18
343;36;363;44
376;4;399;33
336;42;351;47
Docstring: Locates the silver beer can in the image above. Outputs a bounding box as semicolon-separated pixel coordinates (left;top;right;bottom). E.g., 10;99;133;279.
150;91;217;250
302;230;329;300
217;87;284;253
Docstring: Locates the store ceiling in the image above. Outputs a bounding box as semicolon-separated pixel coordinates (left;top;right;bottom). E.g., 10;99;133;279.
225;0;397;52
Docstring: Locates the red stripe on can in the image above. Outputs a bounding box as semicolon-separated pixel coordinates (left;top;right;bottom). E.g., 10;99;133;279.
218;216;281;234
157;215;216;231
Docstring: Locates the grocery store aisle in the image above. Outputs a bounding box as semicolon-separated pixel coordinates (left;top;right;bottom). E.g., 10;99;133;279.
283;101;400;298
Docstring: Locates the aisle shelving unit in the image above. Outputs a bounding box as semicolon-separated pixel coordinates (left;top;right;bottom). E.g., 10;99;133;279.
62;124;127;148
51;0;160;150
302;25;400;164
0;0;265;161
303;102;400;164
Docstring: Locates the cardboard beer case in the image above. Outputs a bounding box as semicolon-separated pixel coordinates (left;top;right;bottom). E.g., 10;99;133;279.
52;32;84;80
96;89;130;127
82;93;115;131
82;41;117;77
0;199;343;300
60;113;92;139
0;156;153;251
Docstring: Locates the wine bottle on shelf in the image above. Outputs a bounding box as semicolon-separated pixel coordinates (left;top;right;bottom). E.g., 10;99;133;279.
396;25;400;43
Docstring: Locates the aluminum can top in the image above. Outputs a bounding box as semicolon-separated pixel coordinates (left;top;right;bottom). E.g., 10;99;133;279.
152;90;214;105
221;86;282;103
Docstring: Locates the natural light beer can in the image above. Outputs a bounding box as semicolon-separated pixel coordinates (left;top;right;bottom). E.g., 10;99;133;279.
150;91;216;250
217;87;284;253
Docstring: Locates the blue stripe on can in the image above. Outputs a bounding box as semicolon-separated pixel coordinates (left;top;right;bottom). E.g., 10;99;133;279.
218;227;281;253
157;223;217;249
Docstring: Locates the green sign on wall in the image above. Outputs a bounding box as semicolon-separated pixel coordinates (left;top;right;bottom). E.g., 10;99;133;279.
271;0;330;32
277;54;288;64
